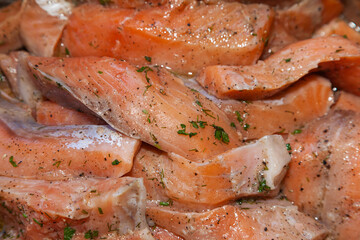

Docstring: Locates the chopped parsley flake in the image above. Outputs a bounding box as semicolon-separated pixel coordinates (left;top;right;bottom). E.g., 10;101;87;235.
211;124;229;144
159;199;173;206
33;218;43;227
286;143;292;151
243;123;250;131
98;207;103;214
99;0;111;5
177;124;197;138
230;122;236;128
64;227;76;240
65;47;70;56
84;230;99;239
284;58;291;63
144;56;152;62
291;129;302;135
258;178;271;192
97;71;103;74
235;111;243;122
111;159;120;165
9;156;17;167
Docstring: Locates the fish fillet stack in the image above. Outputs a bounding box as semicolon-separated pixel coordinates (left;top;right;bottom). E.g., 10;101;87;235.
0;0;359;239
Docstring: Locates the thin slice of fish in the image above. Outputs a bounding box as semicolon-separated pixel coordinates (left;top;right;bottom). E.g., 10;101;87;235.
129;135;290;206
0;98;140;180
0;176;154;240
198;36;360;100
62;1;274;74
146;200;328;240
28;56;241;160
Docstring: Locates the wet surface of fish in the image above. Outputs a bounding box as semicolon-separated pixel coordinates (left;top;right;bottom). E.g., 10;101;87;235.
0;99;140;180
129;135;290;206
283;110;360;239
62;1;274;74
146;200;328;240
198;36;360;100
28;56;241;160
0;176;154;239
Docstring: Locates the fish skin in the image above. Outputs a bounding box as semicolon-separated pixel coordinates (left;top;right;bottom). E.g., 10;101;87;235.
0;0;23;54
20;0;73;57
283;110;360;239
146;200;328;240
62;1;274;74
35;100;105;126
197;36;360;100
129;135;290;206
0;176;155;240
0;98;140;180
27;56;241;160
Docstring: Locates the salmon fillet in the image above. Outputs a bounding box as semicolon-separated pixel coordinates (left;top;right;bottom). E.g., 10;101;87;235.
0;98;140;180
62;1;274;74
129;135;290;206
0;176;154;239
283;110;360;239
198;36;360;100
146;200;328;240
20;0;73;57
28;56;241;160
333;91;360;112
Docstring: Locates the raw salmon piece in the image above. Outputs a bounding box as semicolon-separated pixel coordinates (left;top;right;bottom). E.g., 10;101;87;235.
198;36;360;100
146;200;328;240
314;19;360;45
36;100;104;126
0;51;42;108
282;110;360;239
0;176;154;240
183;73;333;139
20;0;73;57
333;91;360;111
0;98;140;180
28;56;241;161
263;0;343;58
220;75;334;139
0;0;23;53
62;1;274;74
276;0;343;40
79;0;170;8
129;135;290;206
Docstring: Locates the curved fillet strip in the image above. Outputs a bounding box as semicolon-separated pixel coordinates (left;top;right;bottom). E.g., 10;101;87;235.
183;74;333;140
0;0;23;53
146;200;328;240
62;1;274;74
129;135;290;206
0;177;154;240
197;36;360;100
0;99;140;180
20;0;73;57
283;110;360;239
27;56;241;161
